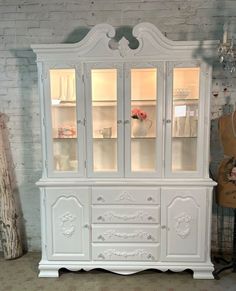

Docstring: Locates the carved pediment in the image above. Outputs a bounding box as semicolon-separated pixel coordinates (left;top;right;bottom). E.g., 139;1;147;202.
31;23;217;60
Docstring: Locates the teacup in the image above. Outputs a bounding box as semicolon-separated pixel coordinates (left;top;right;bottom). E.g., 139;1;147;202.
99;127;112;138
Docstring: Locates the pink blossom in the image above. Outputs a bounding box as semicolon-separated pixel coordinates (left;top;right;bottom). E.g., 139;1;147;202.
131;108;147;121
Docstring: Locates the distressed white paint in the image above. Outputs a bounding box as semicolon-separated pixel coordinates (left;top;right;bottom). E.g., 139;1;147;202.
0;0;235;255
32;23;217;279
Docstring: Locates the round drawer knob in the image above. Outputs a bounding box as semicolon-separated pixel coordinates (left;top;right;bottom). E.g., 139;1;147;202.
147;196;154;202
97;196;104;202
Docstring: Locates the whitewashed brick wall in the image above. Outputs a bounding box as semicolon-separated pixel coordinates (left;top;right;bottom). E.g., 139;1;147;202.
0;0;236;251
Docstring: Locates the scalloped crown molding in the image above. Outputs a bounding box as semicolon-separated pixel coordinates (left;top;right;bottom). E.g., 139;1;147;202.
31;23;218;60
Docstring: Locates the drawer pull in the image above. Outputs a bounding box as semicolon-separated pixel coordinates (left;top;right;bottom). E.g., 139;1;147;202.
147;254;154;260
148;216;154;221
98;253;105;259
97;216;105;222
83;224;90;229
147;234;153;240
97;235;105;241
147;196;154;202
97;196;105;202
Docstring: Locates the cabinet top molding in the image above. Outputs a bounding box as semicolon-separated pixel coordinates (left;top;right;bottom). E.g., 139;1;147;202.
31;23;218;61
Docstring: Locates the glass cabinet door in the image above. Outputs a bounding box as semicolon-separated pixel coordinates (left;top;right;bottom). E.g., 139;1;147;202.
47;67;83;176
85;65;123;177
166;63;202;176
125;64;163;177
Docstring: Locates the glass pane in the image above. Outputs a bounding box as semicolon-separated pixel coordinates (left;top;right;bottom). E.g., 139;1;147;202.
50;69;78;172
172;67;200;171
131;68;157;172
91;69;117;172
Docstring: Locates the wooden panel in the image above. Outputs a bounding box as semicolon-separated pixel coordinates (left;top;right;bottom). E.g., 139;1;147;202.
161;187;206;262
92;206;160;224
46;188;90;260
92;225;160;243
92;187;160;205
92;244;160;261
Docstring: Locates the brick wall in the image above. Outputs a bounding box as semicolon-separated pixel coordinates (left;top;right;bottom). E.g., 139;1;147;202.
0;0;236;251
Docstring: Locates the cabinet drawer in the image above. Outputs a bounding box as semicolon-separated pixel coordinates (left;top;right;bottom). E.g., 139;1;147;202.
92;225;160;243
92;187;160;205
92;244;160;261
92;206;160;224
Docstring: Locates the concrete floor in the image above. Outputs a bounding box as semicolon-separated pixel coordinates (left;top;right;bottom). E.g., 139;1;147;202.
0;253;235;291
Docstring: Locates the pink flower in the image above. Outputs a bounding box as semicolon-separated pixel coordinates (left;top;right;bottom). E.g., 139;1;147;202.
131;108;147;121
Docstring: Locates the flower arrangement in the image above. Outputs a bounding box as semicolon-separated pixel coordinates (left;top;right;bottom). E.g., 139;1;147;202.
131;108;147;121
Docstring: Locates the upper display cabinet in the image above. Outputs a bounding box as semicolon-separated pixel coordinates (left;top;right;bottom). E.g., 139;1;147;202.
32;23;216;179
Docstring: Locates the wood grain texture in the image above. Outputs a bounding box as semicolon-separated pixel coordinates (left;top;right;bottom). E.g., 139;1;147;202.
0;114;23;259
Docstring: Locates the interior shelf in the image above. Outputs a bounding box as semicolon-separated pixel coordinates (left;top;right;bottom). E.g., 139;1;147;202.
172;136;198;138
51;100;76;107
92;100;156;106
131;100;156;106
53;137;77;139
93;137;117;140
131;136;156;139
92;100;116;107
93;137;156;140
173;99;199;105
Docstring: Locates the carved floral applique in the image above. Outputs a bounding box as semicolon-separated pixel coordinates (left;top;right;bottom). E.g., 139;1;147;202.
175;212;192;239
60;212;76;238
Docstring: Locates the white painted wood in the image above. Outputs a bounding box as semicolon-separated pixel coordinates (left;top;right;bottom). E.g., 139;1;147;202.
161;187;207;262
165;61;207;178
92;187;160;205
92;243;160;261
92;206;160;224
84;62;124;178
43;62;85;178
92;225;160;243
124;62;164;177
32;23;217;279
45;188;90;260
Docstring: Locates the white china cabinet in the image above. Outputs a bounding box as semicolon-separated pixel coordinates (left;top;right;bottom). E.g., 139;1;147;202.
32;23;217;279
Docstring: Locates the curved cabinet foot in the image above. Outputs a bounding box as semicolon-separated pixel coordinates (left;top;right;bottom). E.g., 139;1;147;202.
193;270;214;279
39;268;59;278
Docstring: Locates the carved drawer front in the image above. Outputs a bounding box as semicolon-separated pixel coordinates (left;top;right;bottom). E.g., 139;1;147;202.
92;225;160;243
92;244;160;261
92;206;160;224
92;187;160;205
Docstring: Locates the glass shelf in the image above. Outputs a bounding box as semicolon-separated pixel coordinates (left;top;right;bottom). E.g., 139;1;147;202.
93;137;117;140
93;137;156;140
172;136;197;138
131;100;156;106
92;100;157;107
131;136;156;139
92;100;116;107
53;137;77;139
52;101;76;108
173;99;199;106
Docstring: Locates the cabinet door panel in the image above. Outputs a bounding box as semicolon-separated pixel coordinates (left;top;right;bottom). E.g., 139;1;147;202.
161;188;206;262
45;188;90;260
85;64;124;177
165;62;206;178
44;65;85;177
124;63;164;177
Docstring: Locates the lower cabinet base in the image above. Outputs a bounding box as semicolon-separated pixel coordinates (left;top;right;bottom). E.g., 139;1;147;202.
38;260;214;279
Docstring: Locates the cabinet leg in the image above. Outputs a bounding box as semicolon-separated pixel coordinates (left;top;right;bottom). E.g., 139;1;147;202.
193;270;214;279
39;268;59;278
